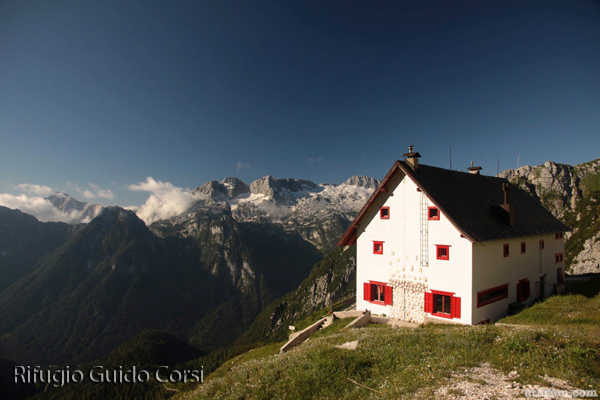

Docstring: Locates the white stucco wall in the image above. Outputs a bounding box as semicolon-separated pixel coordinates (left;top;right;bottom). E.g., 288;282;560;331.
471;233;565;324
355;169;473;324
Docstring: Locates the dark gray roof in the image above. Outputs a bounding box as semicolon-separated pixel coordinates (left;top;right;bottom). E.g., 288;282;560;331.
402;161;569;242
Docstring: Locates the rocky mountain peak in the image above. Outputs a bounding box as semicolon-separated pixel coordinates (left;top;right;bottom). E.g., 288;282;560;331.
45;192;87;212
343;175;380;189
249;175;277;196
220;177;250;198
44;192;104;223
195;181;229;202
95;206;143;225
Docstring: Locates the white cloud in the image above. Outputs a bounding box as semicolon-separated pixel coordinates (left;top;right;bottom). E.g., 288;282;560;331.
16;183;56;196
0;193;87;223
128;177;200;225
236;161;251;171
67;182;114;200
83;183;114;199
306;157;323;164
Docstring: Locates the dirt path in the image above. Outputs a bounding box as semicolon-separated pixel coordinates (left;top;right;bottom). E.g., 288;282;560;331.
419;363;591;399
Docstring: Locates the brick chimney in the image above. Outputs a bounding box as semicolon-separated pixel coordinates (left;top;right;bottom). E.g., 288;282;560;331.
402;145;421;172
467;161;482;175
500;182;514;226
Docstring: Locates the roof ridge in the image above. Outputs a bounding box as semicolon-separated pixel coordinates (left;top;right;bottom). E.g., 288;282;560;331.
445;168;507;208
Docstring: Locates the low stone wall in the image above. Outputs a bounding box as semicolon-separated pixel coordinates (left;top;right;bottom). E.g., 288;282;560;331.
332;310;364;319
280;318;326;354
344;310;371;329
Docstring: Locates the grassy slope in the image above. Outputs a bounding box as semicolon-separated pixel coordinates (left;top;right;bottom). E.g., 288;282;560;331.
176;279;600;400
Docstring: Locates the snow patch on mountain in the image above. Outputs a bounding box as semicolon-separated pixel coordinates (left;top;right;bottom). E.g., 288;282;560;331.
156;175;380;249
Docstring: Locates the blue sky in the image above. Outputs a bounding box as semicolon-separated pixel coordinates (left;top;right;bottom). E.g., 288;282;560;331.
1;0;599;207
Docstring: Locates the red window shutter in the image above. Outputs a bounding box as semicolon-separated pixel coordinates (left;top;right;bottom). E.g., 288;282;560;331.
364;282;371;301
451;296;461;319
384;285;393;305
424;292;433;313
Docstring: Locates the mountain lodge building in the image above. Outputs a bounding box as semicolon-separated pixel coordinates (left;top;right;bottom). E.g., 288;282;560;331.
338;147;568;324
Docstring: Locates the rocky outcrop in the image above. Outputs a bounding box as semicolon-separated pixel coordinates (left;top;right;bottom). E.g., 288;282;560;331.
221;177;250;198
569;231;600;275
343;175;380;190
194;181;230;203
499;158;600;274
249;175;279;197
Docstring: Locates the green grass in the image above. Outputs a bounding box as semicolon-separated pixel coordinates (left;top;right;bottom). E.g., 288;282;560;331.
206;341;284;382
500;277;600;337
176;279;600;399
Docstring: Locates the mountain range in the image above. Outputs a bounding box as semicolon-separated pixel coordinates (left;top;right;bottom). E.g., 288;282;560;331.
0;175;378;366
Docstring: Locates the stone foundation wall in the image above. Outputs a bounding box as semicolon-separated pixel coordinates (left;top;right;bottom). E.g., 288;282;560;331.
389;279;428;323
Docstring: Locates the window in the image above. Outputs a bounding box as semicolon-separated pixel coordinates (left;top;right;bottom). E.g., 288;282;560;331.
521;241;526;254
555;252;563;263
503;243;509;257
434;293;451;315
555;232;563;240
380;207;390;219
557;268;565;286
428;207;440;220
516;279;530;302
424;290;461;319
477;284;509;308
539;239;545;250
363;281;393;305
436;245;450;260
373;241;383;255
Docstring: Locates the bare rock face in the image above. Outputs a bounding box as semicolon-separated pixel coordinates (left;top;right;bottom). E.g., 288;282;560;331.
343;175;380;190
499;161;580;218
569;231;600;275
249;175;279;197
194;181;229;202
499;158;600;274
221;177;250;198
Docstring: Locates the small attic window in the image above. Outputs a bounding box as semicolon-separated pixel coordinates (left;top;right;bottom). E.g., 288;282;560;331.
380;207;390;219
503;244;509;257
539;239;545;250
428;207;440;220
521;242;526;254
555;232;563;240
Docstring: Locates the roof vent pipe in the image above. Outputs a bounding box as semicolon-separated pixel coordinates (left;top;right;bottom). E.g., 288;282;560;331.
402;145;421;172
467;161;482;175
